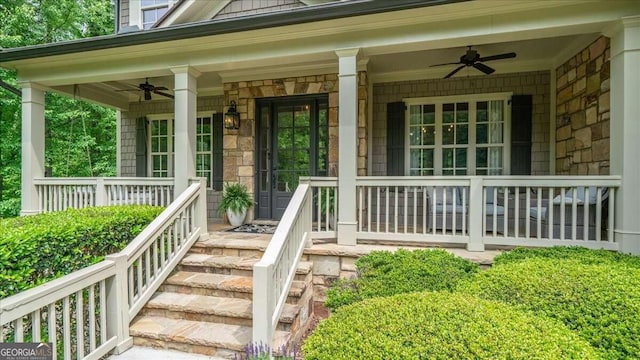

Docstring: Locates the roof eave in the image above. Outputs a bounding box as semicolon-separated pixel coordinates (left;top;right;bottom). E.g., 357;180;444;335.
0;0;467;63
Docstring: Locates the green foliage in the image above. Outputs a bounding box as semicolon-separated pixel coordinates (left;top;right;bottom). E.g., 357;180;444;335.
494;246;640;268
325;249;478;310
304;292;598;360
459;258;640;359
0;198;20;218
0;0;115;210
218;182;253;215
0;205;163;298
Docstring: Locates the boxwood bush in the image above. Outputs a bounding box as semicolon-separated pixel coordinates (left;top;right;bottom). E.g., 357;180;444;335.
325;249;478;310
0;205;163;298
460;258;640;359
304;291;598;359
494;246;640;268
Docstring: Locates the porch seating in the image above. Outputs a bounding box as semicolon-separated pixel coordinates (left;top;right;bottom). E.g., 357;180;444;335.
528;186;608;240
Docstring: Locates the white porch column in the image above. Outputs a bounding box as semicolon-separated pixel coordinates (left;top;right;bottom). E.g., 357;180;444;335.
336;49;360;245
610;16;640;254
21;83;45;215
171;66;201;194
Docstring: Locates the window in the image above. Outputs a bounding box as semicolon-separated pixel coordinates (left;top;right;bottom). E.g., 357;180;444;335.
405;93;511;176
148;114;219;188
196;116;213;187
140;0;176;29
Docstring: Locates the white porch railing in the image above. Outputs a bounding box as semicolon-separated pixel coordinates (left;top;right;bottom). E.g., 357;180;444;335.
252;180;312;347
1;179;207;359
34;177;174;212
355;176;620;251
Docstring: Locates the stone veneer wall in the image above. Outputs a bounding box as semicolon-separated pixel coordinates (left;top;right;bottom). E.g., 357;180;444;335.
223;72;368;221
372;71;551;176
119;95;225;219
555;36;610;175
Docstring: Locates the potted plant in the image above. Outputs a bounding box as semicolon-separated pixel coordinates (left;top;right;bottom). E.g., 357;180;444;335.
218;182;253;226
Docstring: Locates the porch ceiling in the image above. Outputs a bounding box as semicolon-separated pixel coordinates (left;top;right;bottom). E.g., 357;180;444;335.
6;0;635;109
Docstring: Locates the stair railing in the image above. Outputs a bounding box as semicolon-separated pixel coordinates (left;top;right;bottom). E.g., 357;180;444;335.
0;179;207;358
253;179;312;347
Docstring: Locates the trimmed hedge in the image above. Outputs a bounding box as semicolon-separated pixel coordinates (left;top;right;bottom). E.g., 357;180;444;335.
494;246;640;268
460;258;640;359
325;249;479;310
0;205;163;298
304;292;598;360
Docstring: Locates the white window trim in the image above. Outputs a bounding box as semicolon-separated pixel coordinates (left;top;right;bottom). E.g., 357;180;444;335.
195;113;215;189
129;0;178;30
403;92;512;176
147;114;174;178
146;112;216;189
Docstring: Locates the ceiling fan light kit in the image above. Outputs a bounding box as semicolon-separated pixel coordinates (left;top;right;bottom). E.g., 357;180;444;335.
431;46;517;79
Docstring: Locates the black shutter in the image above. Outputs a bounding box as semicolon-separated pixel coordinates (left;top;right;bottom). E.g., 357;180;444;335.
212;113;224;191
511;95;532;175
386;102;406;176
135;116;147;177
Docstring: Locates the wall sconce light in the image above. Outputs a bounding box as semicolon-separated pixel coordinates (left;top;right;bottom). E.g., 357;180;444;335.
224;100;240;130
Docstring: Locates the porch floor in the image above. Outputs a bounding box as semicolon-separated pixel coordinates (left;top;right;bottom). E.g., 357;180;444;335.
206;220;501;265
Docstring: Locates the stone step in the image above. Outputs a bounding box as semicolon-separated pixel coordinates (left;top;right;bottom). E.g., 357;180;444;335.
130;316;289;359
160;271;307;304
190;235;271;258
178;253;312;280
141;292;298;331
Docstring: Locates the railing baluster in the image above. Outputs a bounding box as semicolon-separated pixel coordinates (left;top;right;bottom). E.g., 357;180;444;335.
431;187;436;235
584;187;590;240
560;187;566;240
596;188;603;242
413;187;417;234
403;186;408;234
76;290;85;359
571;187;578;241
462;187;467;235
32;309;41;342
422;187;426;234
548;187;554;239
48;303;57;360
99;280;106;345
525;186;531;239
502;186;508;238
63;296;71;360
89;284;96;352
15;318;23;342
608;188;615;242
514;187;520;237
536;187;542;240
377;187;381;233
442;187;447;233
452;187;457;235
385;186;389;233
394;186;398;233
368;187;372;233
358;186;363;232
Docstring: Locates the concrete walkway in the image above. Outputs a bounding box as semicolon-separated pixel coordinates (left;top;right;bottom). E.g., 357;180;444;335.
108;346;228;360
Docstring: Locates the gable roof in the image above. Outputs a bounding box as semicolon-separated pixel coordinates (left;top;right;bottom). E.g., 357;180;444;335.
154;0;338;28
0;0;464;63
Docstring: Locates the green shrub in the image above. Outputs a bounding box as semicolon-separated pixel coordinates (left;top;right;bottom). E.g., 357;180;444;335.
304;292;598;360
459;259;640;359
325;249;478;310
0;205;163;298
494;246;640;267
0;198;20;218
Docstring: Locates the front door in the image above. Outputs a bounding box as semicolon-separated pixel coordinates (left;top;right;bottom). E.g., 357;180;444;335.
256;95;328;220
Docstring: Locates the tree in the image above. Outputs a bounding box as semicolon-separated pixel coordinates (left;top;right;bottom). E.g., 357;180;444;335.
0;0;116;217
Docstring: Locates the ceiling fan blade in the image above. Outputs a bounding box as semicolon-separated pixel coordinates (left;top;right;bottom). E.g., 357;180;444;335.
154;86;169;91
444;65;466;79
478;52;516;62
115;89;142;92
154;90;175;99
430;61;462;67
473;62;495;75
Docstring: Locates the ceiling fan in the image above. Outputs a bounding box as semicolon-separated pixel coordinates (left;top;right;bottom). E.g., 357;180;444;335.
117;78;174;100
431;46;517;79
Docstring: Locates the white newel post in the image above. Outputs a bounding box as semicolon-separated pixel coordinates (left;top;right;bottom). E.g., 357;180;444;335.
172;66;201;195
104;253;132;353
610;17;640;254
336;49;360;246
467;177;485;251
20;83;45;215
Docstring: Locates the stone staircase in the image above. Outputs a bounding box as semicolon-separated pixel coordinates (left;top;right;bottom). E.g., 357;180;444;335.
129;232;314;359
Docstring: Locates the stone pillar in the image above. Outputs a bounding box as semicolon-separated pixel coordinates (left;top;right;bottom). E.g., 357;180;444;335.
21;83;45;215
609;16;640;254
336;49;360;245
171;66;200;194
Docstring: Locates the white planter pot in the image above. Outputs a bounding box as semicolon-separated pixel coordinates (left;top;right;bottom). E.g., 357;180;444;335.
227;208;247;227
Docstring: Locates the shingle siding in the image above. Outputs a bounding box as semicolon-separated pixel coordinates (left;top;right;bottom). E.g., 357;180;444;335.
119;95;225;219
